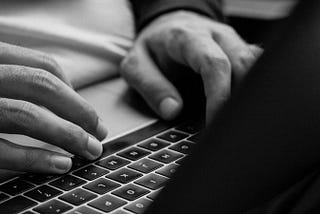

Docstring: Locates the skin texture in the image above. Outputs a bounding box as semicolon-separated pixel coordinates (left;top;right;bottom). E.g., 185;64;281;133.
121;11;262;122
0;42;108;174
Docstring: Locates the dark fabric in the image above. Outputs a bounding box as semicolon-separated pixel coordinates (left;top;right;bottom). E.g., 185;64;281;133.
246;170;320;214
129;0;224;32
137;1;320;214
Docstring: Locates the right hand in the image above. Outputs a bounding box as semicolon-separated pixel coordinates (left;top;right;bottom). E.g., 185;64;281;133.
0;42;108;174
121;11;262;123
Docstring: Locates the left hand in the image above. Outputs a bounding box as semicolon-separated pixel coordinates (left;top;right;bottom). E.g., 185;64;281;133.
121;11;262;121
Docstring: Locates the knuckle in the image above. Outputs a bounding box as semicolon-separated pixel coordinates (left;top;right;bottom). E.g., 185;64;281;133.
22;149;39;170
215;23;237;36
14;101;40;130
63;122;87;146
0;99;40;131
0;98;11;126
81;104;99;133
213;24;237;42
166;26;195;55
237;50;257;73
41;54;63;74
168;25;193;42
201;54;231;75
120;54;141;83
30;68;60;93
121;55;138;74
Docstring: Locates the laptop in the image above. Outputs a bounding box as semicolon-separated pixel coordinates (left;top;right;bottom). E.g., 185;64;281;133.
0;0;319;213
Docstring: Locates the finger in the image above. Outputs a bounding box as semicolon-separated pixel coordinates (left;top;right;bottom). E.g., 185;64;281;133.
211;27;262;83
0;98;103;160
0;138;72;174
0;65;107;141
121;44;183;120
0;41;72;86
249;44;264;59
164;31;231;122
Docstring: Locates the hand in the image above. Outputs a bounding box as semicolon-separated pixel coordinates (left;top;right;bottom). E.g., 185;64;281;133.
121;11;262;121
0;42;108;174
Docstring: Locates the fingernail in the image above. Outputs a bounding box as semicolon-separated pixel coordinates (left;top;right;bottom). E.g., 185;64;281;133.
159;97;180;120
95;118;108;140
51;155;72;173
86;136;103;160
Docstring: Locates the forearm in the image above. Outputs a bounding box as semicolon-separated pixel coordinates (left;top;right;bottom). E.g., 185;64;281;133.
129;0;225;32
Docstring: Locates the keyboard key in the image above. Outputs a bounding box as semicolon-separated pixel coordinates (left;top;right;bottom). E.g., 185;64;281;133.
96;156;130;170
118;147;151;161
157;131;189;143
25;185;62;202
147;189;162;200
135;174;168;190
156;163;179;178
124;198;152;214
73;165;108;181
175;123;201;134
0;178;35;196
49;175;86;191
128;159;163;173
138;139;169;152
0;196;37;214
107;168;142;184
0;192;9;202
59;188;97;206
83;178;120;195
149;149;183;164
169;141;195;154
34;199;72;214
112;184;150;201
188;133;202;143
71;157;91;170
67;206;102;214
89;195;126;213
22;174;58;185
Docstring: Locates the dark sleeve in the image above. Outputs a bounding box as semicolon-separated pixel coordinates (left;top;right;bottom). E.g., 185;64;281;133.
129;0;224;32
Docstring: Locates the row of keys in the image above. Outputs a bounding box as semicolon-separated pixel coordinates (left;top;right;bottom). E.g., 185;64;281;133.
116;144;189;163
67;197;152;214
89;184;150;212
18;196;152;214
27;180;163;214
0;153;184;211
139;139;194;154
9;185;152;214
73;165;109;181
97;149;183;172
0;163;177;205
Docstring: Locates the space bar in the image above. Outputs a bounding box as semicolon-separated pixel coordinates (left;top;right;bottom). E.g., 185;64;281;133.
0;196;37;214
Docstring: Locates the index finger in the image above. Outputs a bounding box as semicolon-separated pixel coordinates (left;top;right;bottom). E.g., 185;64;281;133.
0;65;108;140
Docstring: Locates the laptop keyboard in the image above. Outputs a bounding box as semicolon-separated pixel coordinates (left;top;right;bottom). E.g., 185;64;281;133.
0;121;202;214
